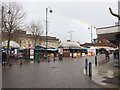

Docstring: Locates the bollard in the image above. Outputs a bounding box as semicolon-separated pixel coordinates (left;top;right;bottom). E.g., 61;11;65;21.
95;56;97;66
85;59;88;72
85;59;88;74
89;62;92;77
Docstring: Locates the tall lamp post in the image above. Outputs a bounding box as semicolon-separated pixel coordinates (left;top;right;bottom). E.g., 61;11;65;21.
88;26;95;45
46;7;52;61
68;30;74;42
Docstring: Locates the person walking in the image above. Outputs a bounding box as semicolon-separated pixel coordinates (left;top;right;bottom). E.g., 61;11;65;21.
18;51;23;65
105;50;110;60
53;53;56;61
2;51;7;66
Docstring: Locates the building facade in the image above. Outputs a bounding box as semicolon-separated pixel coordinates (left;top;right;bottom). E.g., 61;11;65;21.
96;25;120;67
2;30;60;49
80;37;117;48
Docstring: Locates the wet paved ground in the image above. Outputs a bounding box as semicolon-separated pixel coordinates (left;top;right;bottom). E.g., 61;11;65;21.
2;56;105;88
91;59;120;88
83;54;120;89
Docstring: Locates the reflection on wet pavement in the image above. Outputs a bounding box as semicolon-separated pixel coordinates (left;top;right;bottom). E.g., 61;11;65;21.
92;60;119;88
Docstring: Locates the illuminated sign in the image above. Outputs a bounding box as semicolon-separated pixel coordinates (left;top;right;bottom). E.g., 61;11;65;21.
30;49;34;59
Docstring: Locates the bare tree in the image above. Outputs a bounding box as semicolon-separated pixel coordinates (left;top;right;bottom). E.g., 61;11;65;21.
1;2;26;63
28;21;43;47
109;7;120;20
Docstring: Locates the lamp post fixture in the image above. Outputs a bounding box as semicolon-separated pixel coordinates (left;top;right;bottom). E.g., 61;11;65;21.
68;30;74;42
45;7;52;61
88;26;95;45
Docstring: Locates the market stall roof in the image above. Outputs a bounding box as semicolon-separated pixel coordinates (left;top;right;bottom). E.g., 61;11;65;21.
1;40;20;48
35;45;45;50
90;46;116;51
47;48;58;51
58;41;81;49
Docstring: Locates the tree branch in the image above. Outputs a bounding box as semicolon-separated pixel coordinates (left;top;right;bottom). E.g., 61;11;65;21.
109;7;120;20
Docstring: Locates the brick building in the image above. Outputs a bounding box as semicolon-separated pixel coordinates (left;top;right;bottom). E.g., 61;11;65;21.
80;36;117;48
2;30;60;49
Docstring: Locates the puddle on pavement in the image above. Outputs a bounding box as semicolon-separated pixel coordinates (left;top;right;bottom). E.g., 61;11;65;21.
51;66;56;68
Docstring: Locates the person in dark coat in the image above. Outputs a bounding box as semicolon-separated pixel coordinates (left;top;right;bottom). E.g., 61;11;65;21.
18;51;23;65
53;53;56;61
105;51;110;60
2;51;7;66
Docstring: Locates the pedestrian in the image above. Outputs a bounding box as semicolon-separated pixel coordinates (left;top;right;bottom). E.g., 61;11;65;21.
2;50;4;65
105;51;110;60
18;51;23;65
53;53;56;61
2;51;7;66
72;53;73;58
47;54;50;62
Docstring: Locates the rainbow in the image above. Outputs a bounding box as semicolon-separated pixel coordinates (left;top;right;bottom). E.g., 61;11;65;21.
50;13;96;28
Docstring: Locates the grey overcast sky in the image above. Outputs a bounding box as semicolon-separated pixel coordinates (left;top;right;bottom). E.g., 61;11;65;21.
9;0;118;43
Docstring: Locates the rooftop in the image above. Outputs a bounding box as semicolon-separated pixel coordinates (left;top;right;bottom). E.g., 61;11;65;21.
59;41;80;49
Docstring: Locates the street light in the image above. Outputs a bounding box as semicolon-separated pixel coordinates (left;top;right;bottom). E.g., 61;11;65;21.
88;26;95;45
68;30;74;42
46;7;52;61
